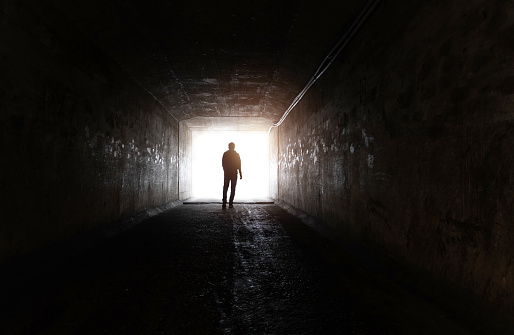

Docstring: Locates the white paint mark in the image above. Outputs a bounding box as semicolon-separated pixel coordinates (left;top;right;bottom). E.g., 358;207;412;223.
362;128;374;148
350;143;355;154
367;154;374;169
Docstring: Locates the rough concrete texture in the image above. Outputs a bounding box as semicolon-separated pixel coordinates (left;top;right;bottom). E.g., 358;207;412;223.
179;122;192;200
4;204;513;334
269;127;279;199
48;0;365;122
0;1;179;262
182;116;274;131
277;0;514;314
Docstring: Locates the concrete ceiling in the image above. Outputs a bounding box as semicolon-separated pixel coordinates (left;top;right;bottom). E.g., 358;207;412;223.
183;116;274;131
52;0;365;124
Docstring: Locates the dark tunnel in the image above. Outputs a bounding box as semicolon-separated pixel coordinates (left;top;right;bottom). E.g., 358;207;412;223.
2;0;514;333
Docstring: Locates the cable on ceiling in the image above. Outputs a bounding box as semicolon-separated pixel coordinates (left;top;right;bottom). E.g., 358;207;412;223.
267;0;382;135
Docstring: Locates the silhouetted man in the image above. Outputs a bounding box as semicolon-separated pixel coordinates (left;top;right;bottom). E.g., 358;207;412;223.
222;142;242;208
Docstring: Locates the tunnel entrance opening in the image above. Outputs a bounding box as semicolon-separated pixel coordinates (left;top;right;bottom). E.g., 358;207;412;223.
191;130;269;199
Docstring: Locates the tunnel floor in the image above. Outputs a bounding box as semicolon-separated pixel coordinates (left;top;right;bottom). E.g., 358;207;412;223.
0;204;500;334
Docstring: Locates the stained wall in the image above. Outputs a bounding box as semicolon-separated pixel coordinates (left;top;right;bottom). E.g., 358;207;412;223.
179;122;192;200
0;1;179;262
269;127;279;199
277;0;514;313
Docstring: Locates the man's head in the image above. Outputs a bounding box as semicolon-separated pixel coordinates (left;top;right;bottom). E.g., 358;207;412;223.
228;142;235;150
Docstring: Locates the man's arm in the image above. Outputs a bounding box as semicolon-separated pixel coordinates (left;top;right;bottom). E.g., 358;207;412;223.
238;155;242;179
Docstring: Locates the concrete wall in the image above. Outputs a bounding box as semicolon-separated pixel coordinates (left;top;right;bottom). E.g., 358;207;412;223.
269;127;279;199
0;1;179;262
277;0;514;314
179;122;192;200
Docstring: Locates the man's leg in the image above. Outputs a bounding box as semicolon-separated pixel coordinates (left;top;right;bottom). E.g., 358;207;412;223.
228;175;237;207
222;176;230;208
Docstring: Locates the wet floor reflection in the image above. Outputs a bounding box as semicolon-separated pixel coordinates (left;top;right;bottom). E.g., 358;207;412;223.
0;204;480;334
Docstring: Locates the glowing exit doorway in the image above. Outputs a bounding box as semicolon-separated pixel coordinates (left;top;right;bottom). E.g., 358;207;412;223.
191;130;269;199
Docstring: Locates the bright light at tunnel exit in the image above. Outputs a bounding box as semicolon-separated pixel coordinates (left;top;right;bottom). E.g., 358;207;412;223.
192;130;269;199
